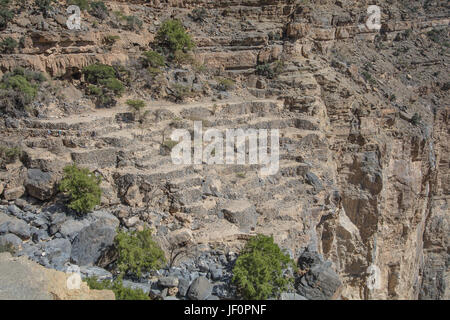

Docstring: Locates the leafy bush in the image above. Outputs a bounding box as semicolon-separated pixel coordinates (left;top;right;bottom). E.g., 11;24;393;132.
173;50;196;66
68;0;89;10
0;36;17;53
232;234;294;300
82;64;116;84
115;228;166;278
85;277;150;300
0;68;46;113
170;84;195;102
142;50;166;68
89;1;108;20
82;64;125;106
99;77;124;96
58;164;102;214
156;19;195;53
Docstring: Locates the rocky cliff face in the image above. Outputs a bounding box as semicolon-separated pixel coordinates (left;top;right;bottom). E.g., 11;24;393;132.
0;0;448;300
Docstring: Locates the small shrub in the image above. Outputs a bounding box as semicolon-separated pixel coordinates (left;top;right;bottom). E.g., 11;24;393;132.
35;0;55;17
189;7;207;23
173;50;196;66
232;234;294;300
162;139;178;150
411;113;422;126
0;36;17;53
125;15;142;31
115;228;166;278
0;145;21;166
255;60;284;79
58;164;102;214
217;77;235;91
126;99;145;112
85;277;150;300
89;1;108;20
142;50;166;68
86;84;102;96
0;5;14;30
171;83;195;102
156;19;195;53
103;35;120;46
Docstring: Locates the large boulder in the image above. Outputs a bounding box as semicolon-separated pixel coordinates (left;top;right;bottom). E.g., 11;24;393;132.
296;251;342;300
187;276;213;300
70;221;116;266
0;252;114;300
39;238;72;270
0;220;31;240
221;200;258;232
24;169;57;201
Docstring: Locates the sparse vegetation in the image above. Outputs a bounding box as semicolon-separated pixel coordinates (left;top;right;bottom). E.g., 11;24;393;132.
0;242;16;254
232;234;294;300
0;145;21;166
103;35;120;46
126;99;150;123
217;77;235;91
0;0;14;30
411;113;422;126
85;277;150;300
115;228;166;278
189;7;207;23
34;0;55;17
142;50;166;68
0;36;17;53
58;164;102;214
170;83;196;102
162;139;178;151
255;60;284;79
89;1;108;20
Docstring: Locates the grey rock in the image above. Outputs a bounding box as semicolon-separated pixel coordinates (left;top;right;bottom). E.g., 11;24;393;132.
187;276;213;300
25;169;56;201
80;266;113;281
6;220;31;240
39;238;71;270
158;276;179;288
0;233;22;250
178;278;190;296
280;292;308;300
221;200;258;232
70;221;116;266
296;263;342;300
210;266;223;281
304;172;323;192
31;228;50;243
88;210;120;229
7;205;22;217
59;219;89;240
206;295;220;300
163;296;179;300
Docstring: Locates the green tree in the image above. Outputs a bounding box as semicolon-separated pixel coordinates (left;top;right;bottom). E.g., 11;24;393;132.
115;228;166;278
232;234;294;300
58;164;102;214
155;19;195;53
